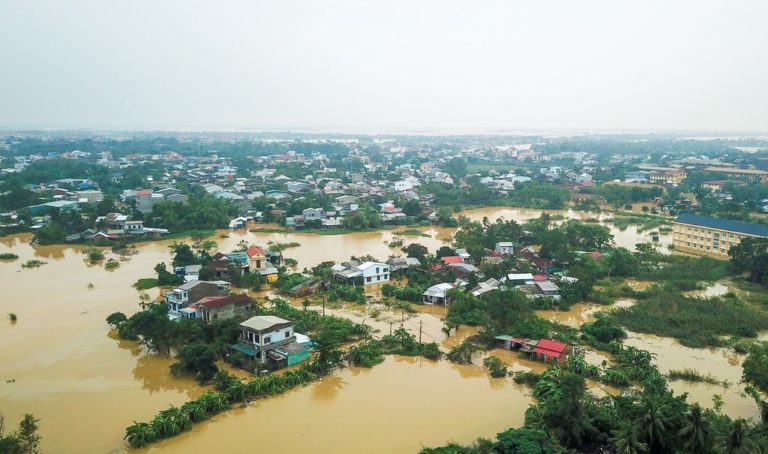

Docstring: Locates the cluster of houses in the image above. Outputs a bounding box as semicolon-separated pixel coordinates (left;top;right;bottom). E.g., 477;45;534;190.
420;242;563;306
162;279;312;371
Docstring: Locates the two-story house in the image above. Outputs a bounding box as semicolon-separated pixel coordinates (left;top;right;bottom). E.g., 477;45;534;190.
333;261;390;286
236;316;310;367
246;246;268;272
182;293;256;322
165;280;230;319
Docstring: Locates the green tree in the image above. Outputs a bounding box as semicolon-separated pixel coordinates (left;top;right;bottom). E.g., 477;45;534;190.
0;414;41;454
678;404;710;454
729;237;768;285
605;247;640;277
402;243;429;264
171;342;219;382
402;199;422;217
634;397;671;452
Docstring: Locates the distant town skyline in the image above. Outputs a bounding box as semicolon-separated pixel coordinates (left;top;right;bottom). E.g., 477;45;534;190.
1;1;767;132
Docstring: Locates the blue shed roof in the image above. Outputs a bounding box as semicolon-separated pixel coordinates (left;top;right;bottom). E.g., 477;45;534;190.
675;214;768;237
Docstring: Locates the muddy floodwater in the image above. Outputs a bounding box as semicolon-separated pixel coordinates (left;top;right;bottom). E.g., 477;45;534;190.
143;356;531;454
0;206;730;454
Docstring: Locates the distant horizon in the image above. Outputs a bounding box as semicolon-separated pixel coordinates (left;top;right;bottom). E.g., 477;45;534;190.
2;126;768;138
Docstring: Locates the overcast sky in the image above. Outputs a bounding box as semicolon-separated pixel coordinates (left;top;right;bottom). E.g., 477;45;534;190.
0;1;767;133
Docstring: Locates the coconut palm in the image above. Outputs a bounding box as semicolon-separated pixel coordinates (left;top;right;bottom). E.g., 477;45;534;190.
610;426;648;454
721;418;758;454
634;397;671;451
124;421;156;448
679;404;710;454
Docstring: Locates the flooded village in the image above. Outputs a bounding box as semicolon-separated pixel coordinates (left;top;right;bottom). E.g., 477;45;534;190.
1;133;768;453
0;206;765;453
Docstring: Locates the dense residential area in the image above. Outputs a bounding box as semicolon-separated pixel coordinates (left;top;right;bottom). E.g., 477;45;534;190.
2;133;768;246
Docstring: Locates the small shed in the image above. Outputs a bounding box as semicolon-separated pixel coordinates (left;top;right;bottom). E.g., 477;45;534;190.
532;339;569;363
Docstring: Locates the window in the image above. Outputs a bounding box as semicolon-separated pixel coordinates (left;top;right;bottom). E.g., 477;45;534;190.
376;267;379;274
383;268;388;273
285;332;290;338
384;274;389;280
367;277;372;283
264;336;271;344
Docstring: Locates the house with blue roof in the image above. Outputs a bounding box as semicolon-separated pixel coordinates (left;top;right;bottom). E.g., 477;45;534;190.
672;213;768;259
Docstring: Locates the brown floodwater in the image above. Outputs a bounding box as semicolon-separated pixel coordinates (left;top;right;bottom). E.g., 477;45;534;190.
141;356;532;454
624;331;759;420
459;207;671;252
0;207;740;453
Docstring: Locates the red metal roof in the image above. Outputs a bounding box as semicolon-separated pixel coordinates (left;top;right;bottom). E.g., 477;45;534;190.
533;274;547;281
247;246;265;257
534;339;567;355
441;256;462;264
533;347;562;357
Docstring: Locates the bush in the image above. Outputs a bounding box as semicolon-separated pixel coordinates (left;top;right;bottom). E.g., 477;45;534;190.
447;340;483;365
133;278;159;290
0;253;19;260
742;342;768;393
83;247;105;262
105;258;120;270
483;356;509;378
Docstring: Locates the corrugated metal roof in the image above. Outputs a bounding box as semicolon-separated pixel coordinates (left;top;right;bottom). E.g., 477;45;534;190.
675;214;768;237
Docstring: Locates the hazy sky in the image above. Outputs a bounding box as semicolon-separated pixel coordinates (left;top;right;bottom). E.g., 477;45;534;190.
1;1;767;132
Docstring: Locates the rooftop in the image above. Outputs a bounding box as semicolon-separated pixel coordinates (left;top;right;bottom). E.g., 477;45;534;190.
674;213;768;237
240;315;292;332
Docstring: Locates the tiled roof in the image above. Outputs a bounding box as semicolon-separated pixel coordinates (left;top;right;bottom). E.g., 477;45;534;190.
675;214;768;237
197;293;251;310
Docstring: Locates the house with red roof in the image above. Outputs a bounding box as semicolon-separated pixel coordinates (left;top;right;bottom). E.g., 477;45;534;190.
440;255;463;265
182;293;256;323
532;339;569;363
246;245;268;272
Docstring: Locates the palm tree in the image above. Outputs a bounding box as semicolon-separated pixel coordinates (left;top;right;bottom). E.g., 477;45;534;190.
532;367;563;401
180;400;207;422
610;426;648;454
197;391;229;414
225;381;247;403
124;421;156;448
634;397;670;452
679;404;710;454
721;418;757;454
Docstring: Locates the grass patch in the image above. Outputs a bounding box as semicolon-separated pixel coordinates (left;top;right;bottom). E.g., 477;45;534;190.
133;278;159;290
667;368;726;386
21;259;46;268
606;212;671;232
613;290;768;348
636;256;731;292
105;259;120;270
396;228;431;238
0;253;19;260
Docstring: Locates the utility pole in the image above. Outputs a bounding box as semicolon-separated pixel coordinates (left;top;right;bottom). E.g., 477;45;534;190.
419;320;423;344
389;322;393;336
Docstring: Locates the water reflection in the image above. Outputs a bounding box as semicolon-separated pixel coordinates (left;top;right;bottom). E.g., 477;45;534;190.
311;374;347;402
132;354;200;397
